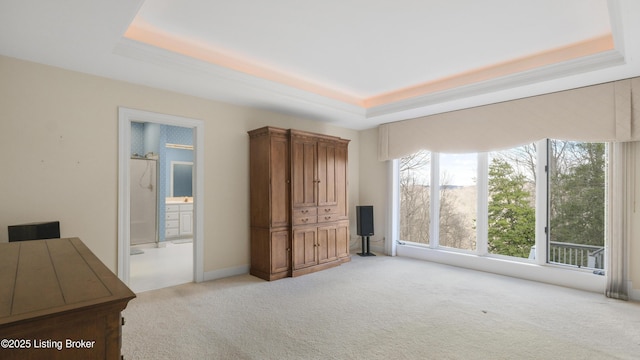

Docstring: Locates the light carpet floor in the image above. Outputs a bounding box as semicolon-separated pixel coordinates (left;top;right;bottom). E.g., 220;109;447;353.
122;254;640;359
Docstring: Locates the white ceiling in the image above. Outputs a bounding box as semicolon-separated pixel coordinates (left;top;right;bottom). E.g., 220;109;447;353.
1;0;639;130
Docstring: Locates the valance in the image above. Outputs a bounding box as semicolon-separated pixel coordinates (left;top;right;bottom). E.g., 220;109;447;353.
378;77;640;160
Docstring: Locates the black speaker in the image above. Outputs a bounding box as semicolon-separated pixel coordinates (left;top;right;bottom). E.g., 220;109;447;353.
356;206;374;236
8;221;60;242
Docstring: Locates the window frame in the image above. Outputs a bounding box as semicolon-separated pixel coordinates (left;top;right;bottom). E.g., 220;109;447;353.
391;139;606;274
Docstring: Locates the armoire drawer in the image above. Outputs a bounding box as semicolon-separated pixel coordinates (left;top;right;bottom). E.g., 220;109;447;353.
318;206;338;215
292;207;317;225
318;214;338;223
293;216;317;225
293;207;317;218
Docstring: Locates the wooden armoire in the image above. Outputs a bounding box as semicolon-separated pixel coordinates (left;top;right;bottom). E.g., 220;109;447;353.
248;126;350;281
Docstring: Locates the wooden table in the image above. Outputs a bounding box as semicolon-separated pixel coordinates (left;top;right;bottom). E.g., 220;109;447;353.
0;238;136;359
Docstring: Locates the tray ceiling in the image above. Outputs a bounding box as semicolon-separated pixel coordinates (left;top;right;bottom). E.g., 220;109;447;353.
1;0;638;129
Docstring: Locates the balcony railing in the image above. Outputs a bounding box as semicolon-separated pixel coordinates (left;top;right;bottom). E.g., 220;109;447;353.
529;242;604;270
549;241;604;269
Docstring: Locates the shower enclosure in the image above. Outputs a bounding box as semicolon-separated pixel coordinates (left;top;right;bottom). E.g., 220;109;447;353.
130;157;158;245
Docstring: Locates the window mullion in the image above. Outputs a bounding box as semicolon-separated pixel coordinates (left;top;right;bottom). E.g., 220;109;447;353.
389;159;400;256
431;152;440;249
535;139;549;265
477;153;489;255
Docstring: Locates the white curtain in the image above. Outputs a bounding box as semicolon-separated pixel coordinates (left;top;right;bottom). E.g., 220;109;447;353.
378;77;639;159
606;142;636;300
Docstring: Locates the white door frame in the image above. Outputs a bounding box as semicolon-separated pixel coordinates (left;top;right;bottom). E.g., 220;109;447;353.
117;107;204;285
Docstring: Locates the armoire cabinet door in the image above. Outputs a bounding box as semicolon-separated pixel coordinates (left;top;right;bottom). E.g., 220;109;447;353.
292;227;318;269
317;225;338;264
271;230;290;274
291;136;317;208
270;135;290;227
318;221;349;263
334;145;348;219
335;221;350;258
317;141;337;207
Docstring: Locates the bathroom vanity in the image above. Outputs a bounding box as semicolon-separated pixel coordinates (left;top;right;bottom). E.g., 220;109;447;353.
165;198;193;238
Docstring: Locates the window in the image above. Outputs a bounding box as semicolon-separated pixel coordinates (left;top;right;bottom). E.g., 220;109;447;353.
397;140;606;270
548;140;606;269
439;153;477;251
487;145;536;258
399;150;431;245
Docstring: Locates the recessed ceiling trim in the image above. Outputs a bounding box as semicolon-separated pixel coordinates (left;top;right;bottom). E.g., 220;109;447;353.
608;0;625;55
113;37;367;118
115;34;625;126
366;48;626;119
364;35;615;108
123;21;616;112
124;22;365;107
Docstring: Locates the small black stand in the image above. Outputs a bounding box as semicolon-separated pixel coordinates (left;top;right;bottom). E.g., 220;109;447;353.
357;236;376;257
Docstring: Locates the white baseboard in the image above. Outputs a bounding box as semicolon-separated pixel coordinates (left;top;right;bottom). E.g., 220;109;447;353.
397;244;606;294
202;265;250;282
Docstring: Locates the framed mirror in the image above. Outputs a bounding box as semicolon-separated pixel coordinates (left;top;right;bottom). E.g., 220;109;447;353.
170;161;193;197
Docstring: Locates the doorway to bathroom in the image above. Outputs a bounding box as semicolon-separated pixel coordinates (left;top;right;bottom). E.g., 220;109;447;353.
118;107;204;292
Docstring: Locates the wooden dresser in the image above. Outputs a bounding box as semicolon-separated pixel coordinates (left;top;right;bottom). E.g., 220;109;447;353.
0;237;136;360
248;126;351;281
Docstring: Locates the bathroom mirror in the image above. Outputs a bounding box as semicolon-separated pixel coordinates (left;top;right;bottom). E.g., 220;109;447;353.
170;161;193;197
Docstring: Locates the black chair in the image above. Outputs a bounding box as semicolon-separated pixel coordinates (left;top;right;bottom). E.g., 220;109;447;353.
8;221;60;242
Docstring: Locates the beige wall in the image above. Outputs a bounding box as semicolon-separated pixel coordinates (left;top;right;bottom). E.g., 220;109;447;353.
0;55;360;274
357;128;389;252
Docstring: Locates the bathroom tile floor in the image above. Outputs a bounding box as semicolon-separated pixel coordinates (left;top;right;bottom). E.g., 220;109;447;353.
129;240;193;293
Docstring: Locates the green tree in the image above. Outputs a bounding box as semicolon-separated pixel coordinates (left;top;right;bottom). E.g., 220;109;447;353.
550;142;605;246
488;158;536;257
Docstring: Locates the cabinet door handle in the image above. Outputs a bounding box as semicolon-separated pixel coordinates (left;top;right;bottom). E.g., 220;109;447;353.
325;216;331;220
121;317;126;326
